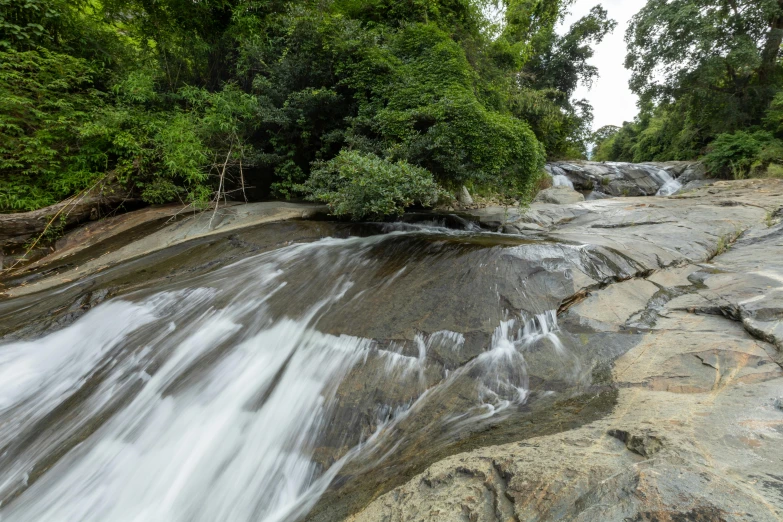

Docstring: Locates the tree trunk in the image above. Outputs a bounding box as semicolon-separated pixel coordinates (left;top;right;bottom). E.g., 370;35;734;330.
759;0;783;86
0;180;139;249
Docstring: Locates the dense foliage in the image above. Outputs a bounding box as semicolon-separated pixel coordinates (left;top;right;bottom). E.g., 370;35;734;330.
305;150;444;219
0;0;614;216
593;0;783;178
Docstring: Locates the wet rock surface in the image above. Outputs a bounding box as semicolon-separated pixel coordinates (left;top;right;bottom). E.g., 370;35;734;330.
0;179;782;522
0;201;328;298
344;179;783;522
546;160;698;197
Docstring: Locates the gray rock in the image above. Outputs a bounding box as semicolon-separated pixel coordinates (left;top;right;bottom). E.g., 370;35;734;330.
567;278;659;332
607;429;664;458
682;179;716;191
458;186;474;206
545;160;693;197
1;201;329;298
347;300;783;522
586;190;611;200
645;161;694;178
679;163;708;183
343;179;783;522
4;178;783;522
534;186;586;204
670;221;783;350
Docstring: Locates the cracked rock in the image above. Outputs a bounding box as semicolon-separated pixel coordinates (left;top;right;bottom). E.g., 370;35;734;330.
607;429;664;458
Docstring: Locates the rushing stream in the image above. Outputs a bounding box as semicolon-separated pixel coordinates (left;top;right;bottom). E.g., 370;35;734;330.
0;221;618;521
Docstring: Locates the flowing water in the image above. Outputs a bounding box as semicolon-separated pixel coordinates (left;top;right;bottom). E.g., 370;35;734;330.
650;168;683;196
545;165;575;189
546;163;682;196
0;221;618;521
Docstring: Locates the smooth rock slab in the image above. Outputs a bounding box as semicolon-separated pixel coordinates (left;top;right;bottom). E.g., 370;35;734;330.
567;279;659;332
346;310;783;522
666;221;783;350
0;201;327;298
534;186;586;205
344;181;783;522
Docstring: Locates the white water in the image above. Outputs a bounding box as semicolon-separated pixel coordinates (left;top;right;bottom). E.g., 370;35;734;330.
553;175;574;188
0;232;580;522
548;162;683;196
381;216;482;234
651;168;683;196
545;165;575;189
0;269;371;521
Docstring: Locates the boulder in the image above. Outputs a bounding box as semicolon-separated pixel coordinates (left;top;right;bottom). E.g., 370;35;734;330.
457;186;474;206
679;163;708;183
534;186;585;205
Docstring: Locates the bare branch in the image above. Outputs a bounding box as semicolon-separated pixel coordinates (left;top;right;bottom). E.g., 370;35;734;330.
208;144;234;229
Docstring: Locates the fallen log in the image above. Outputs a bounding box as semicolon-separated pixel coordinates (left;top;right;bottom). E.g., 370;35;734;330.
0;180;140;249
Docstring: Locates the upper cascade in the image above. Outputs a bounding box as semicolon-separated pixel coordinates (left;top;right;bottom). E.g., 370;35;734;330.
545;161;707;199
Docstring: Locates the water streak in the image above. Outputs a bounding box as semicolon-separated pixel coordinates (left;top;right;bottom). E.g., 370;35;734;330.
0;230;585;522
545;165;575;189
650;168;683;196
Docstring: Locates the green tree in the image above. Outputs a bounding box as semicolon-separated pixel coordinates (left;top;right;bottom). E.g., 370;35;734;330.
627;0;783;120
0;0;617;217
514;4;616;159
590;124;619;160
602;0;783;167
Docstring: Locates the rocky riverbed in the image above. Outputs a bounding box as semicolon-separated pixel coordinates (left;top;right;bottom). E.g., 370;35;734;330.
0;176;781;522
345;180;783;522
545;160;707;198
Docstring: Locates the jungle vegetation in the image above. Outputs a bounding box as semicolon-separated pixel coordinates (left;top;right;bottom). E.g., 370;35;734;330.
4;1;779;219
0;0;614;217
592;0;783;179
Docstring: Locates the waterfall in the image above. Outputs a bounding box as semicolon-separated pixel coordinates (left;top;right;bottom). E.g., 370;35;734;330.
546;161;688;196
646;166;683;196
545;165;575;189
0;231;586;522
553;175;575;189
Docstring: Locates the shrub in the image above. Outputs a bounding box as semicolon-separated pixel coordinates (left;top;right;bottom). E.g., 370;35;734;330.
703;131;782;179
304;150;446;220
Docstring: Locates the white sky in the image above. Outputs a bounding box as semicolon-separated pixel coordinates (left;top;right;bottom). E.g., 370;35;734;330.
560;0;646;131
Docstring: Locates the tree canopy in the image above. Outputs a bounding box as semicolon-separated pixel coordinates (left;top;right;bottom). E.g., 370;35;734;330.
0;0;616;216
594;0;783;177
